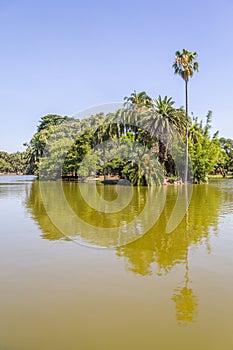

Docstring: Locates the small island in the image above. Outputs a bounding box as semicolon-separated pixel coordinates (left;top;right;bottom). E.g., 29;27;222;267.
1;94;232;185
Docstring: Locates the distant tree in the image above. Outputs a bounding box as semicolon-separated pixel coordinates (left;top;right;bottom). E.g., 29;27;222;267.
0;151;27;174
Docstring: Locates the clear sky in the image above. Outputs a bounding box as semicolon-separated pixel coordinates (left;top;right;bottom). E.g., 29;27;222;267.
0;0;232;152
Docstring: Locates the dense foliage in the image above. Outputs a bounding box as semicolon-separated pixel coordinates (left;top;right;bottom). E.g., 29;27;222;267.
1;96;232;184
0;151;28;174
18;92;231;184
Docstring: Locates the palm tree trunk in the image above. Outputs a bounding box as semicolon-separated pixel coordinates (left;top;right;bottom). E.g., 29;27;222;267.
184;79;189;183
103;146;107;182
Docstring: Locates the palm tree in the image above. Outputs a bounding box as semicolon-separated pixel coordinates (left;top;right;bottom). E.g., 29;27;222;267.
123;90;153;112
123;91;153;143
26;131;48;174
145;95;186;166
173;49;199;182
93;118;114;182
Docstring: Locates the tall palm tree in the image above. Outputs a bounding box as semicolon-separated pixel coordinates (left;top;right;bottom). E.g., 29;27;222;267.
173;49;199;182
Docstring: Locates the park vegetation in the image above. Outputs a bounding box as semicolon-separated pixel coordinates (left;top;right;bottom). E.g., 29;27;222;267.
1;98;232;184
1;50;233;184
0;151;28;174
1;96;230;184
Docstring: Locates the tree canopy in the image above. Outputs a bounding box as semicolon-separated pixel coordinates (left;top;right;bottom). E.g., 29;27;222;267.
15;93;231;184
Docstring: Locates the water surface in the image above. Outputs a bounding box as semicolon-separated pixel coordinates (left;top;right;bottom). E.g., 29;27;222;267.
0;176;233;350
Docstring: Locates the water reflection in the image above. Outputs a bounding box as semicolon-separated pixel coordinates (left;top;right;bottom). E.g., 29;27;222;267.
117;185;220;276
26;181;64;241
26;181;224;324
27;181;167;246
172;258;198;325
0;176;35;200
117;184;222;324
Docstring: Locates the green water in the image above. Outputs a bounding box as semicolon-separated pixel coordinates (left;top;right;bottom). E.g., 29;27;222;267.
0;176;233;349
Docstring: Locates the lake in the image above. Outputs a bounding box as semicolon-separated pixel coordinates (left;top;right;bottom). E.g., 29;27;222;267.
0;176;233;350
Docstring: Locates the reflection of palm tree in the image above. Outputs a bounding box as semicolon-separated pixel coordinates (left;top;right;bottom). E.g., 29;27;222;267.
116;184;223;324
172;250;198;325
172;285;198;325
171;188;198;325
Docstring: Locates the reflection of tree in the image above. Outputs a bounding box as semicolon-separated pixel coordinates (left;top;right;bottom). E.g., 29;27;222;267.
26;181;153;245
117;185;221;275
27;180;222;253
26;181;223;323
117;184;222;324
172;250;198;325
26;180;64;240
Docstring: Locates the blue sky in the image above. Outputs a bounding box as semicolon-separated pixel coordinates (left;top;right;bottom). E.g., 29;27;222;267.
0;0;232;152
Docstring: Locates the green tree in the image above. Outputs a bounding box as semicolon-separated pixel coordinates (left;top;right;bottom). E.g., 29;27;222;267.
37;114;74;132
25;114;82;176
219;137;233;174
188;112;222;183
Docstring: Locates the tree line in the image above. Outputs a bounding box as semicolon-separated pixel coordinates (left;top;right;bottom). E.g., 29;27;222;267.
0;151;28;174
8;94;231;184
1;49;233;183
1;97;233;183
